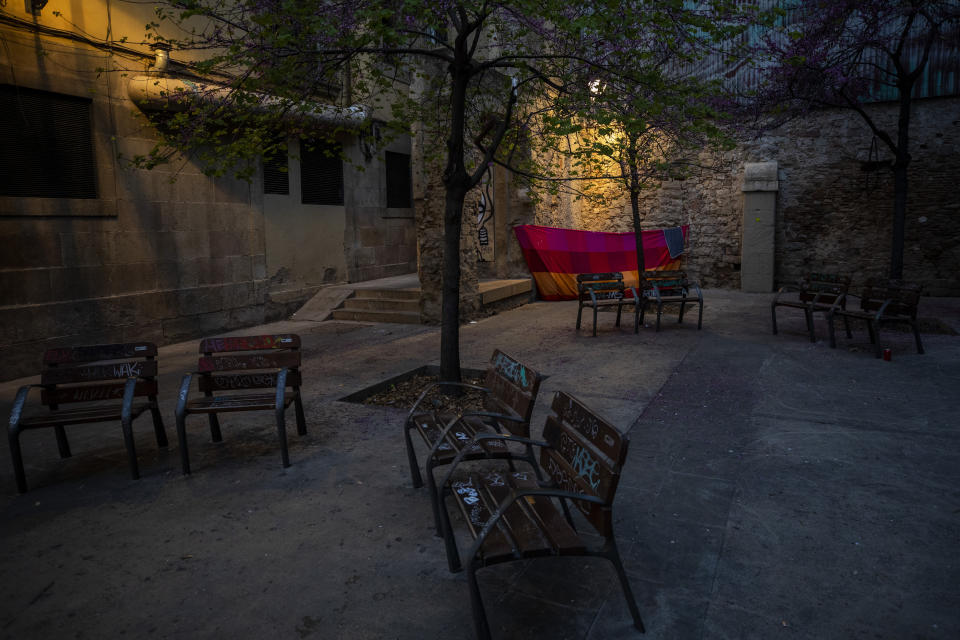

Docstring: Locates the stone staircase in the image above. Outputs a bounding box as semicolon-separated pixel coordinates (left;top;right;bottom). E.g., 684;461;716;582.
330;287;421;324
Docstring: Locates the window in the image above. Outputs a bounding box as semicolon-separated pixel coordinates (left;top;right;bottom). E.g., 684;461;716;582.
385;151;412;208
0;85;97;199
263;144;289;195
300;139;343;205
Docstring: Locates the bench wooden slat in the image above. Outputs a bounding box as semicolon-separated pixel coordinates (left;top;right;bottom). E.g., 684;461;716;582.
41;380;158;405
41;359;158;385
479;469;553;558
508;471;585;554
43;342;157;365
199;334;300;353
197;351;300;373
19;401;152;429
450;474;515;561
185;394;293;412
197;370;302;392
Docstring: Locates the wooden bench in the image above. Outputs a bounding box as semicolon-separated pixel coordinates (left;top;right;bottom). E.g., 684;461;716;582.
436;391;644;639
827;279;924;358
641;270;703;331
175;334;306;474
771;272;851;342
7;342;167;493
404;350;543;535
576;272;640;336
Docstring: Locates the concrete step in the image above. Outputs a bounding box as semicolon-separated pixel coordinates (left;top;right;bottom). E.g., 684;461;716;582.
352;287;420;301
342;297;420;312
331;308;421;324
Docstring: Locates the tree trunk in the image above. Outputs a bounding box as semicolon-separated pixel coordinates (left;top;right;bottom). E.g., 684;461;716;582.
440;185;466;383
889;90;912;280
627;137;646;292
438;44;472;383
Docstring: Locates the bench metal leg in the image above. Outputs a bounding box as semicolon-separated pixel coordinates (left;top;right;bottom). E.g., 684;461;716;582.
208;413;223;442
869;321;882;358
276;407;290;468
149;402;168;448
403;421;424;488
911;320;925;354
771;305;779;335
633;302;641;333
601;538;646;633
576;303;583;330
804;308;816;342
827;311;839;349
9;429;28;493
697;302;703;330
592;305;598;337
678;301;686;324
54;425;72;458
467;563;492;640
176;413;191;475
439;487;462;572
293;389;307;435
655;302;663;332
121;417;140;480
426;456;443;536
615;302;623;328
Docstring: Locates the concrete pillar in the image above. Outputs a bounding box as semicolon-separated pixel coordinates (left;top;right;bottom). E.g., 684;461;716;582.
741;162;778;292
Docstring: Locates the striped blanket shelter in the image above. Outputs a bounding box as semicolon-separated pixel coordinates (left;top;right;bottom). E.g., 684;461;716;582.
513;224;689;301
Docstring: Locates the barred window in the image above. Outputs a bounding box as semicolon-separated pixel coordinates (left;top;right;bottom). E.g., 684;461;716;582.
263;143;289;195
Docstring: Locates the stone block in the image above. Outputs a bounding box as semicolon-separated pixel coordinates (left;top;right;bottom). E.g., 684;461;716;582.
177;285;224;316
355;247;377;267
209;230;252;257
0;269;53;306
49;266;111;301
359;226;384;247
58;231;114;267
252;254;267;280
174;173;215;204
221;282;257;310
0;228;62;269
230;255;253;282
213;175;253;204
111;231;157;264
117;200;164;231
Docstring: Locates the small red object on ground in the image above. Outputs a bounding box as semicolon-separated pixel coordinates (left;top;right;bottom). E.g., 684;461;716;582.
883;349;892;361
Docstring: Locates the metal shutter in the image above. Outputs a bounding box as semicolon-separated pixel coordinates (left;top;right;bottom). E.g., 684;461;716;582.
0;84;97;199
385;151;411;208
300;140;343;205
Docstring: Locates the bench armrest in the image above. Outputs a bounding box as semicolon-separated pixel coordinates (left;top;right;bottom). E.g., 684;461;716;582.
424;410;524;459
405;382;490;424
437;432;549;492
275;368;289;413
8;384;44;430
175;372;194;419
120;377;139;424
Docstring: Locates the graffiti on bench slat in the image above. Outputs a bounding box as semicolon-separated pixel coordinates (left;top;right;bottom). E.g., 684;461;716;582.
199;355;279;372
544;457;591;516
558;432;601;490
203;335;295;353
209;373;278;390
492;352;528;388
452;477;486;527
57;386;127;403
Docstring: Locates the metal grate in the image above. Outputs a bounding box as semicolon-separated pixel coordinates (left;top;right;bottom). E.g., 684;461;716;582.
385;151;411;208
0;84;97;199
300;139;343;205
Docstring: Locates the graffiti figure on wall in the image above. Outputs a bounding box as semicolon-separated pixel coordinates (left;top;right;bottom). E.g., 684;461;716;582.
476;166;495;262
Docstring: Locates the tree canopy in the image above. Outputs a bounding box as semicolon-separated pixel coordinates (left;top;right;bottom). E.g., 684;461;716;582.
143;0;755;380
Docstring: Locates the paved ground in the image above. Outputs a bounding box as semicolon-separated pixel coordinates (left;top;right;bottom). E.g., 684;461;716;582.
0;289;958;639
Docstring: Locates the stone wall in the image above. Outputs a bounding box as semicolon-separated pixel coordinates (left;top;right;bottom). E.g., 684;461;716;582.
533;97;960;294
